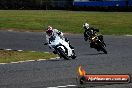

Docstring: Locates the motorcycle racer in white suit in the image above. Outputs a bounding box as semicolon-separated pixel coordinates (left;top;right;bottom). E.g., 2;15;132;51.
46;26;64;44
45;26;75;54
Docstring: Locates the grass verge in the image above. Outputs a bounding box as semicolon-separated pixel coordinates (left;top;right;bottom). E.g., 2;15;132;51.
0;10;132;35
0;50;57;63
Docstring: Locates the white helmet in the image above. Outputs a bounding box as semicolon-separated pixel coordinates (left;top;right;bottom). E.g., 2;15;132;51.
47;26;53;30
83;23;89;29
46;26;53;36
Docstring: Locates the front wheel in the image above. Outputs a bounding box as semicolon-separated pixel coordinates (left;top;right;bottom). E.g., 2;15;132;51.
57;47;69;60
97;40;107;54
101;46;107;54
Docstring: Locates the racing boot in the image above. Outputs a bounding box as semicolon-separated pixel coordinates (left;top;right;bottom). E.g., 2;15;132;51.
65;38;70;43
65;38;75;50
69;44;74;50
69;44;76;59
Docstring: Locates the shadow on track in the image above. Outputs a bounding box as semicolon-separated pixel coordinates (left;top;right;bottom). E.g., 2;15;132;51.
83;52;105;56
47;58;77;62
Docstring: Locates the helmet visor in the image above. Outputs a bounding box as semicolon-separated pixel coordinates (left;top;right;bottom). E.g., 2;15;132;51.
46;30;53;36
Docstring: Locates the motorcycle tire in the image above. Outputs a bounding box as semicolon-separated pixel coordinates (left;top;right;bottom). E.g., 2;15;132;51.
101;46;107;54
71;55;76;59
57;47;69;60
97;40;107;54
71;50;76;59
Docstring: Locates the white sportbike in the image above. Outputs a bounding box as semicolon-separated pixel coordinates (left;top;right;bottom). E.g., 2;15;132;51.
48;35;76;60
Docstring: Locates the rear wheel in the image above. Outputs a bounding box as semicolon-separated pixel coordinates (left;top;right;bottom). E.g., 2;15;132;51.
71;50;76;59
71;55;76;59
57;47;69;60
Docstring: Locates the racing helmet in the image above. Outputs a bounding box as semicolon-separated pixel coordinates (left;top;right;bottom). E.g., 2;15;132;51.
46;26;53;36
47;26;53;30
46;30;53;36
83;23;89;29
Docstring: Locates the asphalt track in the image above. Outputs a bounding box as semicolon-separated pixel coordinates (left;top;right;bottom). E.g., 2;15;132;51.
0;30;132;88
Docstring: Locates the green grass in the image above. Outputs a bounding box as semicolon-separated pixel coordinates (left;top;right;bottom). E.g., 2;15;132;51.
0;10;132;35
0;50;57;63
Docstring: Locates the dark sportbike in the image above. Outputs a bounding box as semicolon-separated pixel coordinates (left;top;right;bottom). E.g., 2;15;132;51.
89;35;107;54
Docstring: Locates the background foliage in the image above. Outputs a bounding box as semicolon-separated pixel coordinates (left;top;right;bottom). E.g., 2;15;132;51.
0;0;73;10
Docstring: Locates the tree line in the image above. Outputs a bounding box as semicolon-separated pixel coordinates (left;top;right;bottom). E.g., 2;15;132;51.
0;0;73;10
